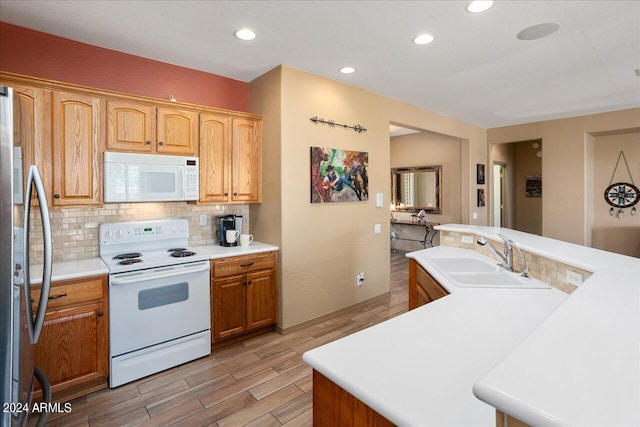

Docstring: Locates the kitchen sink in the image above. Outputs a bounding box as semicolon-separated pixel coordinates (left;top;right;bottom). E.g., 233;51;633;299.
427;257;550;289
447;272;550;289
427;257;500;273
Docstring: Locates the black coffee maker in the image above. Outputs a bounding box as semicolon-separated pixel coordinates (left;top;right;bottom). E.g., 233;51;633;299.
217;214;243;247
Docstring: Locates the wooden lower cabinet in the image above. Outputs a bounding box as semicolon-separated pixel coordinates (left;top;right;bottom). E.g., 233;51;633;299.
496;410;531;427
409;259;449;309
312;370;395;426
32;275;109;401
211;252;277;345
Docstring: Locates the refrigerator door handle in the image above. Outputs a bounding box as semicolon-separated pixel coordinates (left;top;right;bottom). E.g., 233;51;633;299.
23;165;52;344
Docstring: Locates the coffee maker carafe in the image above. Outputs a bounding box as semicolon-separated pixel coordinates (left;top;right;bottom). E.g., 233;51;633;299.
217;214;243;247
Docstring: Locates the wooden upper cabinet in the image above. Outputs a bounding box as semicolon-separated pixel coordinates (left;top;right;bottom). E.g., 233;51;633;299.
106;100;198;156
107;100;155;153
10;85;49;206
51;91;103;207
200;113;231;203
199;114;262;204
231;117;262;203
156;107;199;156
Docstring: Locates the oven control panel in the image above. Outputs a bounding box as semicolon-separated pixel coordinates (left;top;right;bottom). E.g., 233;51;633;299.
100;219;189;246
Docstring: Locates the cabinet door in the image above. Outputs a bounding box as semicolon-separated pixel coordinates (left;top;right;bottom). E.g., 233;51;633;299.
107;99;155;153
409;259;448;309
231;117;262;202
156;107;199;156
34;301;108;394
419;267;448;302
11;85;49;207
246;269;276;330
51;91;103;206
199;113;231;202
212;275;247;341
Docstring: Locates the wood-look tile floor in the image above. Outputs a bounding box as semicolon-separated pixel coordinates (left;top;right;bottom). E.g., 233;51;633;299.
45;251;409;427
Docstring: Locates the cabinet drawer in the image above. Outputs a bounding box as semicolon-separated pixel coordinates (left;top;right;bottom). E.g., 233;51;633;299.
213;252;276;278
32;276;106;311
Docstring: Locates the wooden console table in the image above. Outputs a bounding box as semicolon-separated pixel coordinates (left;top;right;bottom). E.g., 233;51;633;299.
390;220;439;251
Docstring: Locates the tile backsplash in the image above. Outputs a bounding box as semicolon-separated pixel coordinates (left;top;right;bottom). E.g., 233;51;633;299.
28;202;249;264
439;230;592;294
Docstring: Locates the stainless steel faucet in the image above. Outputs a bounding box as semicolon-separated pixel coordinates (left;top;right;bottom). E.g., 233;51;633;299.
477;233;529;277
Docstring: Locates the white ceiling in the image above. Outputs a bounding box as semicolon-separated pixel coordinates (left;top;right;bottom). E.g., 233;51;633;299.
1;0;638;128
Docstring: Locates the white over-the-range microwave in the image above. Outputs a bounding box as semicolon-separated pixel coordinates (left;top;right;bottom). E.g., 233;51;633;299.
104;152;199;202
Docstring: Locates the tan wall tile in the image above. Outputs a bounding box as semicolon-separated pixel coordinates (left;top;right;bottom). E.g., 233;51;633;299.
28;202;251;263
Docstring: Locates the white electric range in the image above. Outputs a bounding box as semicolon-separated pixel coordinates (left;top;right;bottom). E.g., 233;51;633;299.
99;219;211;388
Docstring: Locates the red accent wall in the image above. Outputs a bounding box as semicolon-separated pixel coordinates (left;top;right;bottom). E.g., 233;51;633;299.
0;22;249;112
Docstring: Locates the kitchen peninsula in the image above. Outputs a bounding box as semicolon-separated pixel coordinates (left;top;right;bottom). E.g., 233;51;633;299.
303;224;639;426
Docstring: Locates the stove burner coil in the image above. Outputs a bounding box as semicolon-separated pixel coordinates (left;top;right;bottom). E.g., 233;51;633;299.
167;248;187;253
113;252;142;260
118;258;143;265
170;251;196;258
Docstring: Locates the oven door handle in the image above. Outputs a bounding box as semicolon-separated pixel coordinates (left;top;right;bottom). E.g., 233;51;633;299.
110;263;210;285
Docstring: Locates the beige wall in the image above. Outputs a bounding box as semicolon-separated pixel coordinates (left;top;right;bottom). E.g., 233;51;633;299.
390;130;463;226
250;65;486;330
592;131;640;257
488;108;640;245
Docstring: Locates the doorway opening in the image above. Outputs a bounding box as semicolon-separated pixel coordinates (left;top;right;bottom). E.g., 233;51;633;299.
489;139;542;235
493;163;505;227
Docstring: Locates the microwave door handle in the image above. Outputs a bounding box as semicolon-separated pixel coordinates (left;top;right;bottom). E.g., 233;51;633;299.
23;166;52;344
110;263;210;285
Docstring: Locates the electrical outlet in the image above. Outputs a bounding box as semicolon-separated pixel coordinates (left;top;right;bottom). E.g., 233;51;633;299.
472;212;478;220
374;224;381;234
199;214;207;226
566;270;583;286
357;273;365;286
461;235;473;244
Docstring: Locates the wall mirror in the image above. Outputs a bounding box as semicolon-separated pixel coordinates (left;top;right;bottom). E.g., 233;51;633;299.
391;166;442;213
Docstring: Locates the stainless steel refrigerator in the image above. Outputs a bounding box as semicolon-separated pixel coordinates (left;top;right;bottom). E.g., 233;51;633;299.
1;86;53;426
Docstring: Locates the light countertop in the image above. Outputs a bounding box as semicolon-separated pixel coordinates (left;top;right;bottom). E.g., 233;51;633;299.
303;225;640;426
303;245;568;426
30;241;279;284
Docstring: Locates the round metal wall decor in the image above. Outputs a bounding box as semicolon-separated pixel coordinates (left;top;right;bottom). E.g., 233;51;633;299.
604;182;639;208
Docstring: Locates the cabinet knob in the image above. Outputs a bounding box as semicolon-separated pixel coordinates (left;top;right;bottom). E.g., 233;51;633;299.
158;141;164;146
98;312;104;317
233;192;238;196
224;192;229;196
54;194;60;199
146;140;152;145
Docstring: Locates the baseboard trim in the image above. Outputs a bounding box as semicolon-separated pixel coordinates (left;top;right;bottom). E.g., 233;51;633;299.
276;291;392;335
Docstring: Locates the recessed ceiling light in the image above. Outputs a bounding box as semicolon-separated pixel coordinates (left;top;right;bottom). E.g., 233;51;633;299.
413;34;434;45
517;23;560;40
340;66;356;74
234;28;256;41
466;1;494;13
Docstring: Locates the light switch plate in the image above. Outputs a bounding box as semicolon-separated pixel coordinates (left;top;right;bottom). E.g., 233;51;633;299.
374;224;381;234
472;212;478;220
462;235;473;244
376;193;383;207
